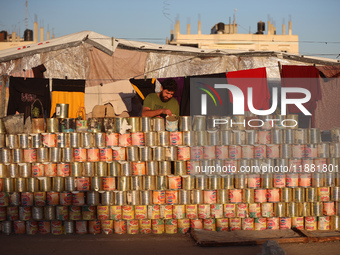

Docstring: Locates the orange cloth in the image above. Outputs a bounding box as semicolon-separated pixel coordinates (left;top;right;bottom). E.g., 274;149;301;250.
50;91;85;118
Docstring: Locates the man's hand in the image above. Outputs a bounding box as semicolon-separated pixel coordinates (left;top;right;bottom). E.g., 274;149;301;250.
142;107;172;117
162;109;172;116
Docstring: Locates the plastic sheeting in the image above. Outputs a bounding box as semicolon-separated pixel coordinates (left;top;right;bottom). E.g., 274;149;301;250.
0;44;90;80
144;52;309;79
144;52;239;78
41;44;90;80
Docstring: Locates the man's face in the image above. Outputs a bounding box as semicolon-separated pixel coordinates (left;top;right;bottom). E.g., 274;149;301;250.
160;89;174;102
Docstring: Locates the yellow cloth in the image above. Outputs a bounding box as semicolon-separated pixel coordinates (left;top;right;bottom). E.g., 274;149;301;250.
50;91;85;118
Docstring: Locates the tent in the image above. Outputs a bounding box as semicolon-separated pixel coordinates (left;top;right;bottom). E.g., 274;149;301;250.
0;30;340;129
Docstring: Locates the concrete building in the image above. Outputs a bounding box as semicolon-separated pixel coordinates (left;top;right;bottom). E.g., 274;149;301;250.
167;19;299;54
0;22;53;51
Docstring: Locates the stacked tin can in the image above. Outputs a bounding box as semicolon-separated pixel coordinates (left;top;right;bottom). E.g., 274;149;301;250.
0;115;339;235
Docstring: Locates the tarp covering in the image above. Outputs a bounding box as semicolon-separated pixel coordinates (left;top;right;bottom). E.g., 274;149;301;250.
0;31;116;63
87;48;147;86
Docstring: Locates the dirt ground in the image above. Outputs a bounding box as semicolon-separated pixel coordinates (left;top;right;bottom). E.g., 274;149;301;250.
0;234;339;255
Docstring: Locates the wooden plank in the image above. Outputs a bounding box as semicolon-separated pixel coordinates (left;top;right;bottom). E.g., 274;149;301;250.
190;229;308;247
190;229;340;247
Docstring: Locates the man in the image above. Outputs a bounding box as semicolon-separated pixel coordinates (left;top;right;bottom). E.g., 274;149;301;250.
142;78;180;117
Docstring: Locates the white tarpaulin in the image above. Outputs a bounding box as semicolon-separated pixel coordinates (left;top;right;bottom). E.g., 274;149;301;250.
0;31;117;62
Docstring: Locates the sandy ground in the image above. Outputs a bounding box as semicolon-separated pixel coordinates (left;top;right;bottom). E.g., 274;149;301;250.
0;234;339;255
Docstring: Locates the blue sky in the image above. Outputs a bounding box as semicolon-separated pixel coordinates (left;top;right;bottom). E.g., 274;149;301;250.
1;0;339;59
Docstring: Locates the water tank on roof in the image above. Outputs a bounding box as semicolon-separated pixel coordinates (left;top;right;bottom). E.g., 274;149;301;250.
256;21;265;34
0;30;7;41
24;29;33;41
217;22;225;33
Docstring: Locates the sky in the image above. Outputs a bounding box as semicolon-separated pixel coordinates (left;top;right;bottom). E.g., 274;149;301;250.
0;0;339;59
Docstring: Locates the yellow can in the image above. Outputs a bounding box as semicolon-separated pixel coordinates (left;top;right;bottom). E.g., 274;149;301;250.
122;205;135;220
249;203;261;218
56;206;69;221
229;218;241;231
34;192;46;206
305;216;317;230
69;206;82;221
292;217;304;230
261;203;274;218
165;219;178;234
242;218;254;230
152;219;164;234
101;220;114;234
236;203;248;218
26;221;38;235
139;219;152;234
82;206;96;220
186;204;198;219
160;205;173;219
148;205;160;220
210;204;223;219
135;205;147;220
110;205;122;220
223;203;236;218
318;216;331;230
203;218;216;231
198;204;211;219
178;218;190;234
0;207;7;221
318;187;330;201
172;205;186;219
127;220;139;234
254;218;267;230
216;218;229;232
97;206;109;220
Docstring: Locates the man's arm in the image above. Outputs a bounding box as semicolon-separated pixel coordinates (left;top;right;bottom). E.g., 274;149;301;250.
141;107;172;117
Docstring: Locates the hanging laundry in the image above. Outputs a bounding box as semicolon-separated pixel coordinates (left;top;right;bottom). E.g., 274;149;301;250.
7;77;50;119
32;64;47;78
281;65;321;127
129;78;156;104
226;67;270;112
0;75;10;117
314;66;340;130
50;79;85;118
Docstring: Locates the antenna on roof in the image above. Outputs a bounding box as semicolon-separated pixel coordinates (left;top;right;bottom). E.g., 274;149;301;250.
25;0;28;30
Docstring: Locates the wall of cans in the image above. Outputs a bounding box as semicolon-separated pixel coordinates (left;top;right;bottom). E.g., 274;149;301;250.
0;115;340;235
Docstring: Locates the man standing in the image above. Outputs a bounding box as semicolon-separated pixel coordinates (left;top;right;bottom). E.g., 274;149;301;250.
142;78;179;117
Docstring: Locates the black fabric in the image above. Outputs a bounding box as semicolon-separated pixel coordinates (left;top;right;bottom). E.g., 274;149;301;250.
298;112;311;128
129;78;156;104
7;77;51;119
32;64;47;78
52;78;86;92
